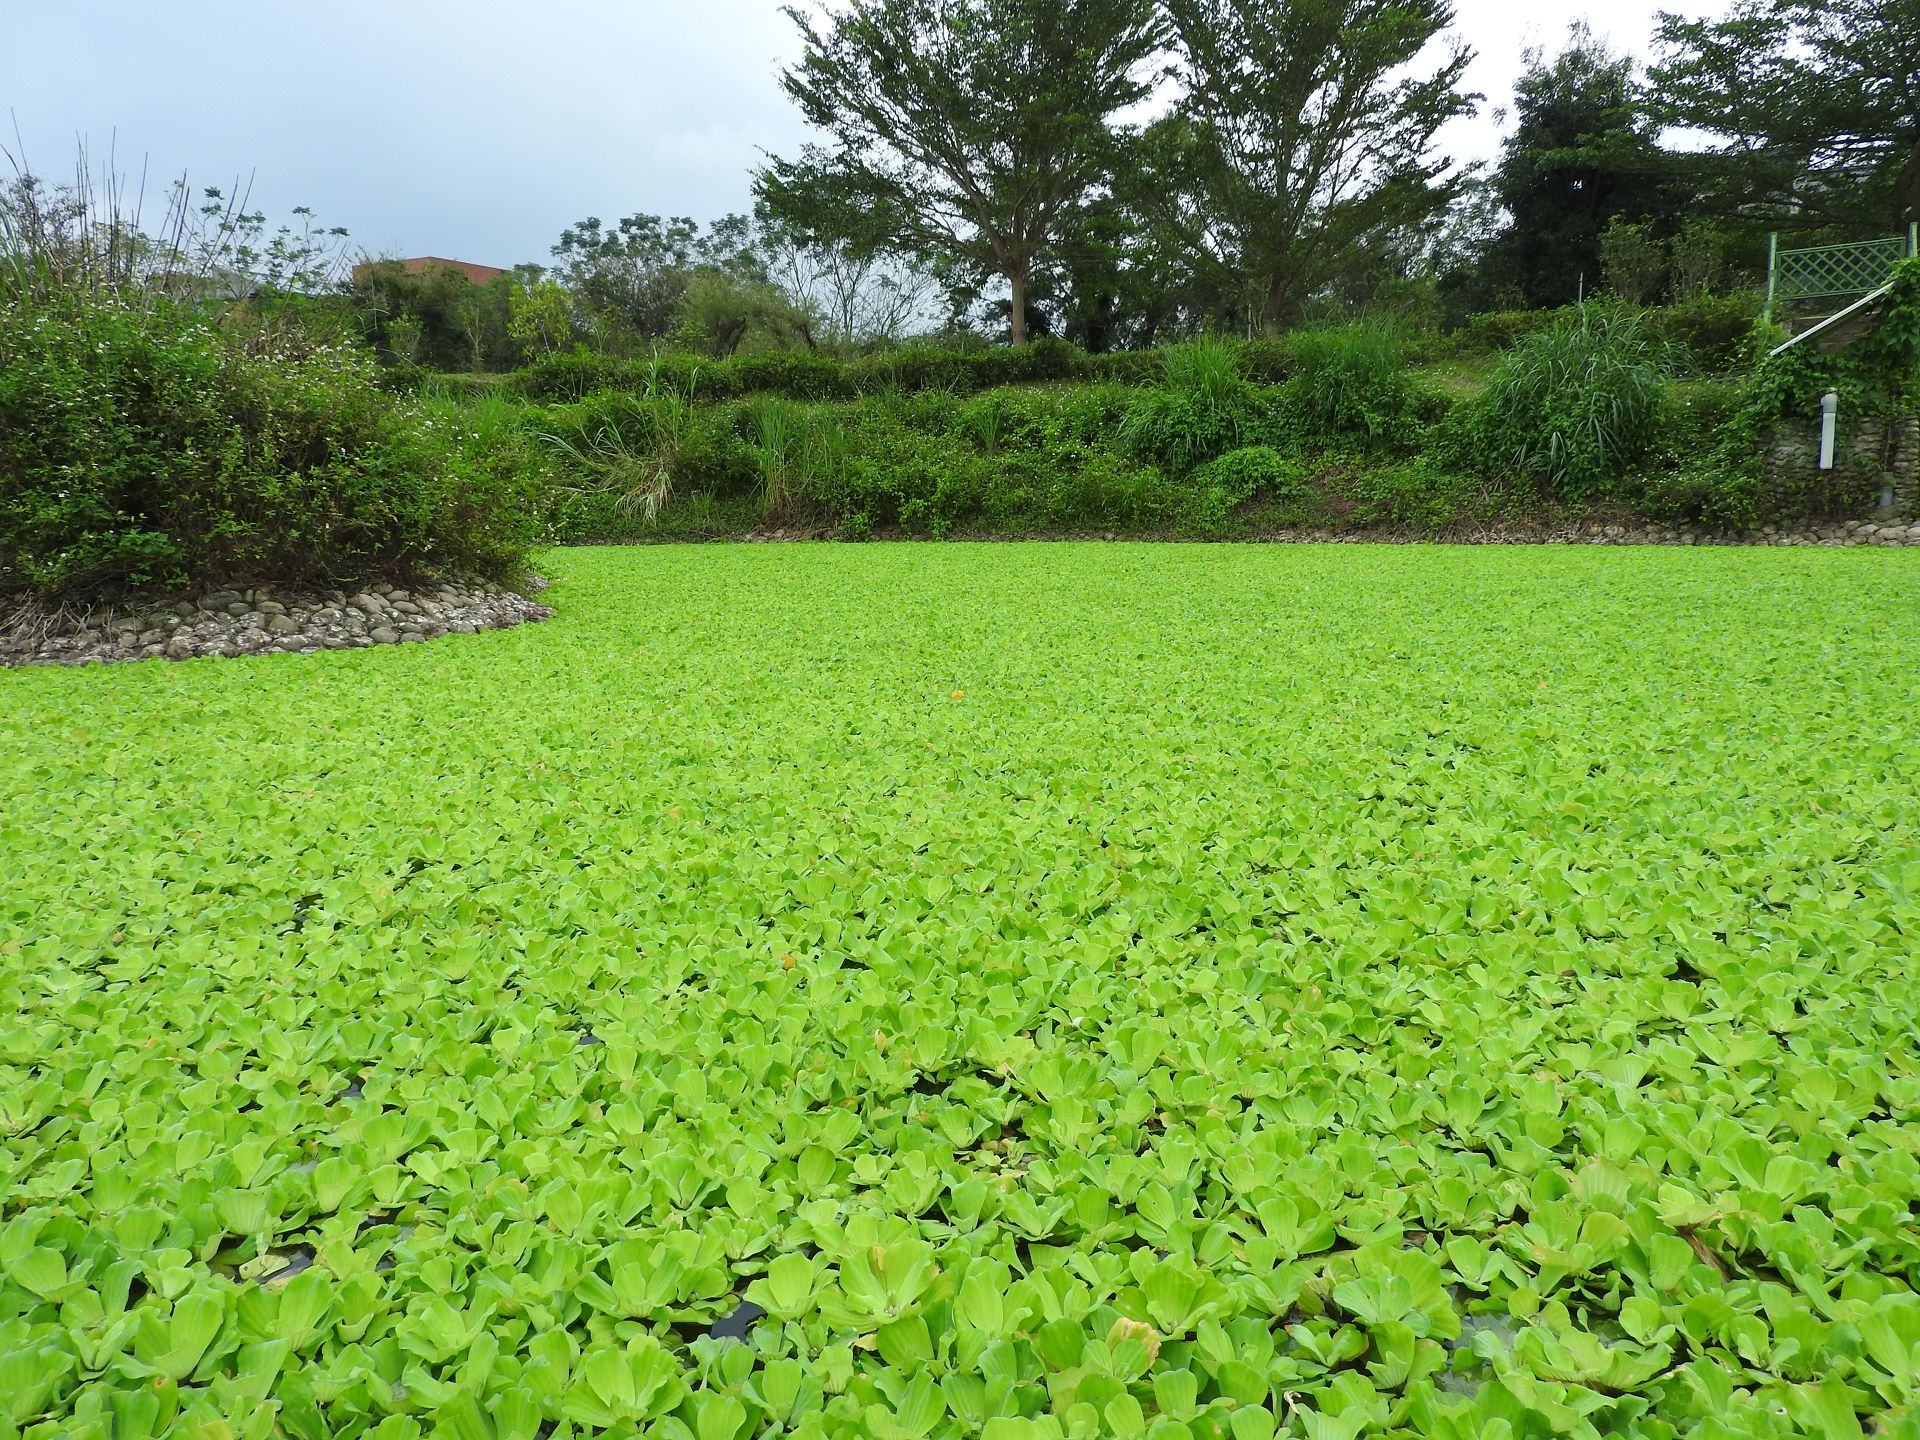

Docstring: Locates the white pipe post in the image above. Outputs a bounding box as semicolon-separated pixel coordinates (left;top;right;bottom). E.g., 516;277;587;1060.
1764;232;1778;324
1818;392;1838;471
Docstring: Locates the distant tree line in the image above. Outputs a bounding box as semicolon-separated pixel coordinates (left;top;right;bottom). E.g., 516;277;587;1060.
348;0;1920;364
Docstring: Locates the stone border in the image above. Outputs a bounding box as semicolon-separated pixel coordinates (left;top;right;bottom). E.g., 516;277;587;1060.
734;518;1920;547
2;578;550;669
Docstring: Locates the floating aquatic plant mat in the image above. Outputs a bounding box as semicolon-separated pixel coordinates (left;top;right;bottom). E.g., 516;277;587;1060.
4;543;1920;1438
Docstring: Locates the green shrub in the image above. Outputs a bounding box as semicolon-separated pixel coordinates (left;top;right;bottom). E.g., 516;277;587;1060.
1119;391;1252;473
515;338;1094;406
672;410;760;497
1161;335;1246;408
1460;308;1559;354
1339;459;1480;533
0;296;538;596
420;371;512;401
1645;293;1764;375
1461;308;1673;500
1236;338;1295;384
1664;381;1745;457
1183;445;1311;536
728;351;855;402
511;347;635;401
1120;338;1271;473
1035;384;1144;447
1634;263;1920;531
1281;323;1428;444
846;346;982;396
1080;350;1165;385
815;416;991;538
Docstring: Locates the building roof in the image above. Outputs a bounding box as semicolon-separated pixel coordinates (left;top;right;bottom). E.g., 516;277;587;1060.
396;256;509;285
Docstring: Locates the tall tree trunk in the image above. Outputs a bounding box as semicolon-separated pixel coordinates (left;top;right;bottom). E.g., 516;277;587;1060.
1008;266;1029;347
1902;130;1920;226
1261;269;1296;336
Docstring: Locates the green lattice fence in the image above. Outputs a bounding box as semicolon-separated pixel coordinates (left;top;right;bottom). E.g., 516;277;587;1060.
1769;230;1918;312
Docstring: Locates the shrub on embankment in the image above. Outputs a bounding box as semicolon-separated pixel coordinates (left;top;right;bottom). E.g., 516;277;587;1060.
0;295;540;598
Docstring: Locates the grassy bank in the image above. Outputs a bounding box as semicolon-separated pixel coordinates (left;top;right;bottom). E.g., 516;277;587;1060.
405;283;1920;549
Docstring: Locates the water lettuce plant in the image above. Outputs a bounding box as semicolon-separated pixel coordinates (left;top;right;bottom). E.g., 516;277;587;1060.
4;543;1920;1438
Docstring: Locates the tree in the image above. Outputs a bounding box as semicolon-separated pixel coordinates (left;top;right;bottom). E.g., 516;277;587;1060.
1480;27;1671;308
1033;193;1210;349
507;275;574;358
548;213;704;346
761;0;1164;347
1650;0;1920;233
1142;0;1475;333
674;269;819;356
349;260;514;371
1597;216;1666;303
547;212;783;351
752;195;937;348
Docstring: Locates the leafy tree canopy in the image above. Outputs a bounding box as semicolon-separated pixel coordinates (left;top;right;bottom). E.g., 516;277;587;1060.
759;0;1165;346
1138;0;1475;333
1650;0;1920;234
1480;26;1673;308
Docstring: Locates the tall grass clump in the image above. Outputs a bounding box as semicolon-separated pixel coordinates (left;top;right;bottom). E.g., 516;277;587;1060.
1119;337;1269;473
1462;309;1674;499
536;376;701;524
1283;323;1427;442
741;397;851;520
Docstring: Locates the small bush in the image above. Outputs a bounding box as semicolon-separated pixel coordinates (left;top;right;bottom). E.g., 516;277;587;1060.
0;296;537;596
728;351;855;402
1184;445;1310;535
1119;392;1252;473
1237;339;1295;384
1461;309;1673;500
1120;339;1271;473
1281;324;1427;444
1339;459;1480;533
1190;444;1308;496
1460;308;1559;355
847;346;981;396
1645;293;1764;375
1081;350;1164;385
511;347;635;401
1664;381;1745;457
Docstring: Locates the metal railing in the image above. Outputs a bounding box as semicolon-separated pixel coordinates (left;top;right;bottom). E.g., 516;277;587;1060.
1768;281;1897;357
1767;227;1917;319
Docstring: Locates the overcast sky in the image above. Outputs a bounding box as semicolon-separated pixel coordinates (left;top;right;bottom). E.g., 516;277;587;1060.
5;0;1724;269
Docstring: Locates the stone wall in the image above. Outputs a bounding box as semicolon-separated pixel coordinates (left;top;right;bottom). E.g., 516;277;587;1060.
1765;409;1920;518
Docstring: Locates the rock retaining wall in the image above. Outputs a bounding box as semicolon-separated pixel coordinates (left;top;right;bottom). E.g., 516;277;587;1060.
3;579;549;668
1765;410;1920;519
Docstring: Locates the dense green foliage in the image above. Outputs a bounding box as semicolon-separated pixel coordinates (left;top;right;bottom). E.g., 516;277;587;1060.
1454;310;1674;500
1145;0;1473;332
1280;325;1435;441
511;339;1092;405
763;0;1164;347
1469;29;1674;312
0;296;538;597
1645;258;1920;528
474;298;1899;544
350;262;522;373
8;545;1920;1437
504;306;1762;412
1650;0;1920;234
1118;340;1272;475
